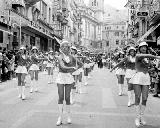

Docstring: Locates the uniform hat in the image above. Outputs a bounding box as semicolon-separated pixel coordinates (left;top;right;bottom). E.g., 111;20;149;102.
49;50;53;53
119;51;125;54
139;41;148;47
19;46;26;50
32;46;38;50
128;46;136;52
71;46;77;50
60;40;71;47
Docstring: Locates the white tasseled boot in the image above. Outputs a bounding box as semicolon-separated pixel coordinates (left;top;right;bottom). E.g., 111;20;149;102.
84;76;88;86
34;80;38;92
56;104;63;126
21;86;26;100
135;105;141;127
30;80;33;93
18;86;22;98
131;90;135;105
66;105;72;124
118;84;122;96
70;89;75;105
140;105;146;125
127;91;132;107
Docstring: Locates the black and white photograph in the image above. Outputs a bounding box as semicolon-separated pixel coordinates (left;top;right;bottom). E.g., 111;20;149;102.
0;0;160;128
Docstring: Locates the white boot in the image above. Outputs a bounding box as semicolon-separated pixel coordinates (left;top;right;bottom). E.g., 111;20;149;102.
56;104;63;126
135;105;141;127
18;86;22;98
66;105;72;124
127;91;132;107
30;80;33;93
34;80;38;92
131;90;135;105
21;86;26;100
140;105;146;125
118;84;122;96
84;76;88;86
70;89;75;104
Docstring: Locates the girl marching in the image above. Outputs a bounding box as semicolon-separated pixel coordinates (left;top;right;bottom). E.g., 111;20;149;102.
56;40;83;126
111;47;136;106
29;46;41;93
129;42;160;127
15;46;29;100
47;50;55;84
110;51;126;96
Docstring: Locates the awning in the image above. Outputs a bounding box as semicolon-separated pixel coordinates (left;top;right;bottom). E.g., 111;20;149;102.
54;37;61;44
137;22;160;43
12;0;25;7
24;0;42;6
22;25;54;40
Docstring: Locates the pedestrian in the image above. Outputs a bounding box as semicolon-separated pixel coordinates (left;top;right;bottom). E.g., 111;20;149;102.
29;46;40;93
129;41;160;127
46;50;55;84
0;52;3;82
15;46;29;100
55;40;82;126
110;51;126;96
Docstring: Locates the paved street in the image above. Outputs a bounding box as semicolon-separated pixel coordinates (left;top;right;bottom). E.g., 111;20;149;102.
0;66;160;128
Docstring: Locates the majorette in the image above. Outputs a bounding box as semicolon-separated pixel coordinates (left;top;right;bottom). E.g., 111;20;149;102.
15;46;29;100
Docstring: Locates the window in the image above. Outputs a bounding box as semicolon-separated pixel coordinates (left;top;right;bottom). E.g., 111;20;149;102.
42;1;47;21
49;8;51;23
122;26;124;29
116;40;119;45
0;31;3;43
106;41;109;46
115;32;119;36
117;26;119;29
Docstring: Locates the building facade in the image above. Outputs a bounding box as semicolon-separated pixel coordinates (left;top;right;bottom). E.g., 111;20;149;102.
125;0;160;49
0;0;62;51
102;21;127;51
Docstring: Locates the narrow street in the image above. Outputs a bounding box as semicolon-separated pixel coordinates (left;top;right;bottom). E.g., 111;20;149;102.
0;66;160;128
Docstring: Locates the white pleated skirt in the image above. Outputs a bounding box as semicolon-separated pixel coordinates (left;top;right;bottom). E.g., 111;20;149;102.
29;64;39;71
129;72;151;85
46;63;54;68
72;69;80;75
15;66;28;74
56;72;75;84
115;68;125;75
125;69;136;79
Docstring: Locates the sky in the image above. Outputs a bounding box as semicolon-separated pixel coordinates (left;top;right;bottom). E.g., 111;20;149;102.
84;0;127;10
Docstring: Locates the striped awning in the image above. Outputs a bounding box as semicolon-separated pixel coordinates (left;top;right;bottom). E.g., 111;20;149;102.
12;0;25;7
137;22;160;43
24;0;42;6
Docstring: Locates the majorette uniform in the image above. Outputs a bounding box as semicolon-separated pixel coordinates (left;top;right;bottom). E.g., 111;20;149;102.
15;54;28;75
29;54;40;71
125;56;136;79
83;56;91;85
115;58;126;76
46;54;55;68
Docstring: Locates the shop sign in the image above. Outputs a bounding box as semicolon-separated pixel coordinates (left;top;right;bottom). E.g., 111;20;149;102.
149;0;160;18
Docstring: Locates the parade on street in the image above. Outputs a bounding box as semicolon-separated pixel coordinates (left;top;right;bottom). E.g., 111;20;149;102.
1;0;160;128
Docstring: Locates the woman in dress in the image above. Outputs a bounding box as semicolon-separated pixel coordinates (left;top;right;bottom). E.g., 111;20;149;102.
29;46;40;93
56;41;83;126
110;51;126;96
129;42;160;127
47;50;55;84
15;46;29;100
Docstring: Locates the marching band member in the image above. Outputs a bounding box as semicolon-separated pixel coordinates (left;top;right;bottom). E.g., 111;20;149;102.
129;42;160;127
70;46;79;104
83;51;91;86
111;47;136;106
29;46;40;93
56;40;83;126
47;50;55;84
110;51;126;96
15;46;29;100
